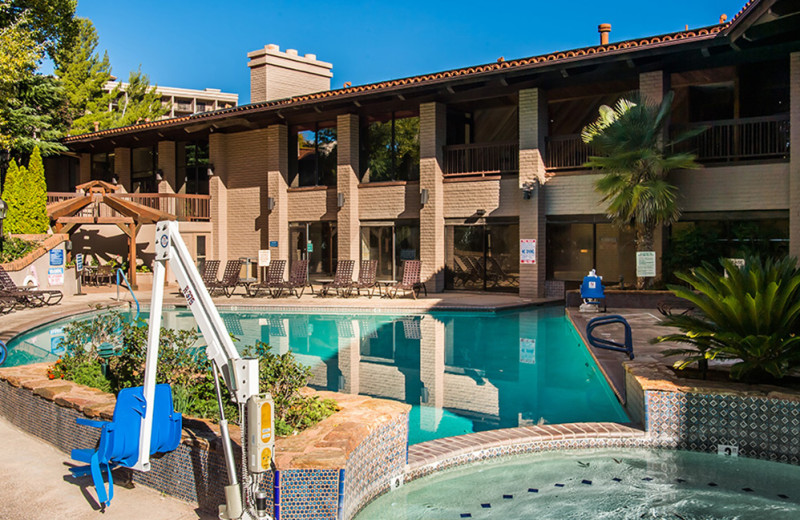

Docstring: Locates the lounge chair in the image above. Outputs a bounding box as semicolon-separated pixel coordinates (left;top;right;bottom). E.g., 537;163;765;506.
207;259;242;298
351;260;378;297
0;296;14;314
246;260;286;297
390;260;427;299
321;259;355;297
485;256;518;287
70;384;182;509
458;256;482;287
274;260;309;298
0;266;63;306
199;260;220;287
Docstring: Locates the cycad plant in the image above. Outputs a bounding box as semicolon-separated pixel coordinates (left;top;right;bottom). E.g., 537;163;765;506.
654;257;800;382
582;92;703;288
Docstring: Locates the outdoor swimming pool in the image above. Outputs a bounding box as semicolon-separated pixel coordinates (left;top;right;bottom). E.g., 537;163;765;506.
4;305;627;443
356;449;800;519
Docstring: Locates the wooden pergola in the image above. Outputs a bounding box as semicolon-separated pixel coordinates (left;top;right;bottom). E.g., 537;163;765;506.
46;180;176;288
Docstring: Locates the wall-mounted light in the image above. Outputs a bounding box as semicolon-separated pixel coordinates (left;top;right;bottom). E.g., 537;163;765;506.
155;168;163;181
337;193;345;208
420;188;429;205
476;209;486;217
522;180;537;200
206;164;215;177
267;197;275;211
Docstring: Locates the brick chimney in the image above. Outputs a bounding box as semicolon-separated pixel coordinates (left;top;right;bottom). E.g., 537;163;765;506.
247;44;333;103
598;24;611;45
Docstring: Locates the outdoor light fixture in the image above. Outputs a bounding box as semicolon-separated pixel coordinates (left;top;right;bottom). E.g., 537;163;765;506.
522;189;533;200
267;197;275;211
0;197;7;252
207;164;215;177
155;169;163;181
521;180;537;200
337;193;345;208
476;209;486;217
420;188;429;205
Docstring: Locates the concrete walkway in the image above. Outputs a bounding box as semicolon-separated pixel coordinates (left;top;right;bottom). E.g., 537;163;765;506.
0;416;213;520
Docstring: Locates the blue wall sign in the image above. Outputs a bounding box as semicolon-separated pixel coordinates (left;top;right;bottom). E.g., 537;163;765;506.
269;241;278;248
49;249;64;266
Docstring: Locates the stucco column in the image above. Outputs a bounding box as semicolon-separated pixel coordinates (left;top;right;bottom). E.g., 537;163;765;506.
639;70;669;279
790;53;800;260
209;133;228;262
78;153;91;185
157;141;177;194
419;102;446;292
267;124;290;262
114;147;131;193
518;88;547;298
337;114;360;264
419;315;445;432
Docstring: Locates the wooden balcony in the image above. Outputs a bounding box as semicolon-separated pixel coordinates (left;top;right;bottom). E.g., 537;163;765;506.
442;141;518;177
47;192;210;221
544;134;592;171
671;114;790;163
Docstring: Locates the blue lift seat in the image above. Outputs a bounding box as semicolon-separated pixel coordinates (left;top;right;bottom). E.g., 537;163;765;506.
580;273;606;312
70;384;182;508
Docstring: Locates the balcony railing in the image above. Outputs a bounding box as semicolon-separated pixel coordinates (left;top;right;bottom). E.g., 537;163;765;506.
47;192;210;221
671;114;790;163
442;141;518;177
544;134;592;171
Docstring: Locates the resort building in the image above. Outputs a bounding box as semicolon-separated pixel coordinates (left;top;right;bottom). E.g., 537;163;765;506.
49;0;800;297
103;81;239;119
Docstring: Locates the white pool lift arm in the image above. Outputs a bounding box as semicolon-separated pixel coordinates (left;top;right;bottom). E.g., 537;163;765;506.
135;221;273;520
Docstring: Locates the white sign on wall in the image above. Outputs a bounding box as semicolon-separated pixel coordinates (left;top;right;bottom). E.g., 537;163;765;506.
520;239;536;264
48;267;64;286
636;251;657;278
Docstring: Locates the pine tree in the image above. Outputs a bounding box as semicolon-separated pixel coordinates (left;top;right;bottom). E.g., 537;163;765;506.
55;18;111;132
2;158;23;234
24;146;48;233
1;73;68;160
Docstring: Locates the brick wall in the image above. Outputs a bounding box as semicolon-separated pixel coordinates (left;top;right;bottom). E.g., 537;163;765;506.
157;141;177;194
790;52;800;258
247;45;332;104
287;188;337;222
639;70;667;105
114;147;131;192
545;173;606;215
672;163;790;212
442;177;519;218
337;114;360;263
209;133;227;261
519;88;547;298
358;183;421;220
419;102;446;291
267;125;289;262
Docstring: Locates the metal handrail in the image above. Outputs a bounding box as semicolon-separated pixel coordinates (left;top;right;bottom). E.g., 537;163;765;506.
116;268;140;320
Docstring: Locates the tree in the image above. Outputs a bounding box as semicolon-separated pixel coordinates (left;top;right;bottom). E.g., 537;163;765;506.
1;147;48;234
74;67;168;133
1;73;68;159
581;92;702;288
0;0;77;63
55;17;111;130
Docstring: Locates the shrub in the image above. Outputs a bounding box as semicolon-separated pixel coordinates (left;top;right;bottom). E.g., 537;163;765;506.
653;256;800;382
51;309;337;433
1;147;49;234
0;235;38;263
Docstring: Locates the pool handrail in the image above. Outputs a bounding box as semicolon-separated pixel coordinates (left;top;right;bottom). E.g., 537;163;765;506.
115;268;140;320
586;314;634;360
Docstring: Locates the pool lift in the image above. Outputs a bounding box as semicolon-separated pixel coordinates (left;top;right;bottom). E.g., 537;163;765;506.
138;221;275;520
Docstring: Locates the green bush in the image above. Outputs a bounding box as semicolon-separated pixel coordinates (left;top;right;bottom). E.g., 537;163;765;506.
1;147;49;234
0;235;38;263
51;309;337;433
653;256;800;382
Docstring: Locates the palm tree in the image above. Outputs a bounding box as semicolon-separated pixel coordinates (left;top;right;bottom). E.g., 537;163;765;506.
582;92;703;288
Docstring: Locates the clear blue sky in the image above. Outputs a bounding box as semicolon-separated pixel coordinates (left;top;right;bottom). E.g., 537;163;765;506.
74;0;744;105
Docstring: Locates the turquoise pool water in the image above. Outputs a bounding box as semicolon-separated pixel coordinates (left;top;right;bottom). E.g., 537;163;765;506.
4;306;628;443
356;449;800;519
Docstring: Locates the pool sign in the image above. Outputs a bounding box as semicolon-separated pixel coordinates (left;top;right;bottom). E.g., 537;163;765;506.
636;251;657;278
520;239;536;264
258;250;271;266
49;249;64;266
48;267;64;286
307;242;313;253
75;253;84;272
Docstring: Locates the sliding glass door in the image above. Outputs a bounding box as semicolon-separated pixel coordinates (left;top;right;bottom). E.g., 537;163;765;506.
289;222;337;282
446;220;519;292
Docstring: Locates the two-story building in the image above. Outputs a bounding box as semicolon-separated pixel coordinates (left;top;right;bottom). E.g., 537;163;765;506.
52;0;800;297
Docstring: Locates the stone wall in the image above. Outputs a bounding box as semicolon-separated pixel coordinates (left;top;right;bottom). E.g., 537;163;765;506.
0;363;410;520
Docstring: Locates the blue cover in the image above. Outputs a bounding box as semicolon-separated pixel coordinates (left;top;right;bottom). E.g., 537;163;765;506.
580;275;605;299
70;384;182;508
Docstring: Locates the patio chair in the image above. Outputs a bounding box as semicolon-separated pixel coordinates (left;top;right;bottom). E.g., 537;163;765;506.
450;257;472;287
0;266;63;306
274;260;309;298
320;259;355;297
390;260;427;299
246;260;286;298
199;260;220;287
70;384;182;509
0;295;15;314
207;259;242;298
351;260;379;297
94;264;115;285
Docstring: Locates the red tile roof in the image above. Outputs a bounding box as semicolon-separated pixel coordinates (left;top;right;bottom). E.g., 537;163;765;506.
64;16;738;143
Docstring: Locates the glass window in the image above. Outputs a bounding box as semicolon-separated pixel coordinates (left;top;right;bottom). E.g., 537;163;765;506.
361;114;419;182
131;146;157;193
90;152;115;183
290;124;337;187
445;221;519;292
177;141;209;194
360;222;420;280
546;223;595;282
